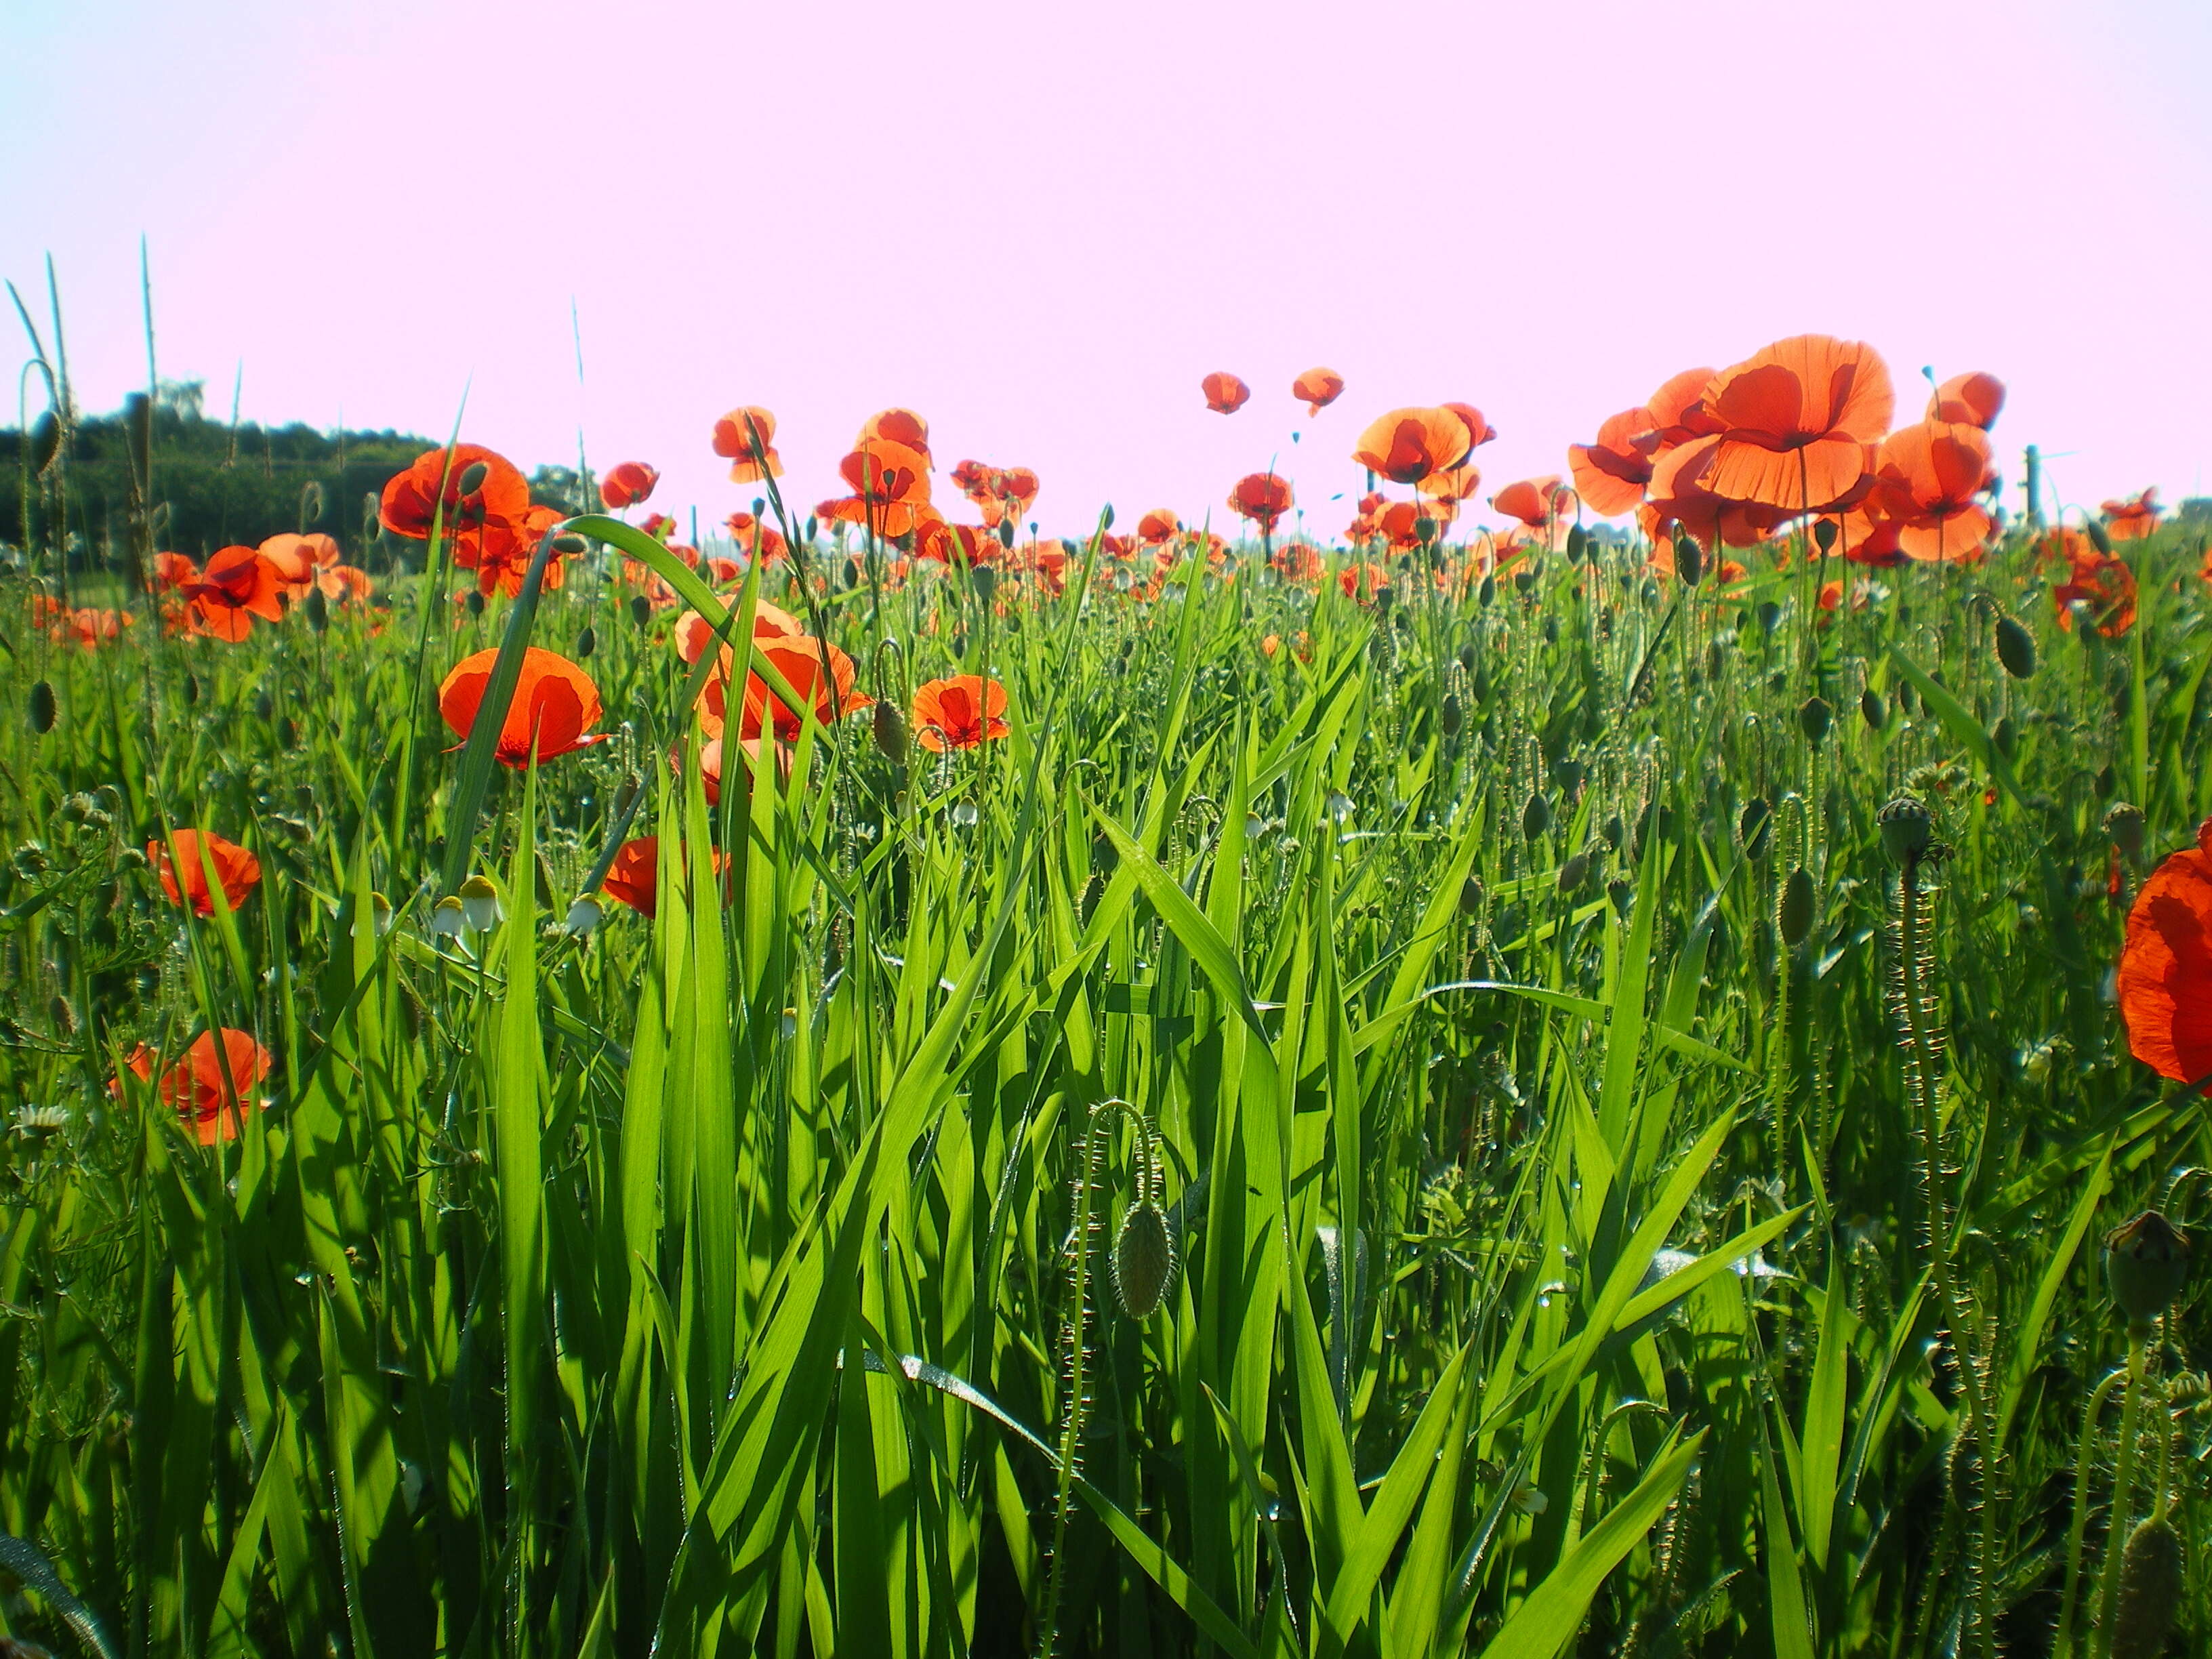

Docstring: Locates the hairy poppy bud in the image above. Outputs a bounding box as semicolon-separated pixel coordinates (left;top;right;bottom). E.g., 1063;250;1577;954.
30;409;62;475
629;594;652;630
456;462;489;497
1812;518;1839;554
552;533;586;555
1798;695;1832;745
2106;1208;2189;1331
2104;802;2146;858
2109;1516;2182;1659
1459;876;1484;917
1513;569;1538;594
1860;688;1885;731
873;698;909;764
27;679;56;734
1994;615;2036;678
1738;796;1771;858
1521;792;1551;840
1559;852;1590;892
1112;1200;1176;1319
1756;600;1782;636
304;587;329;632
1675;535;1702;586
278;716;299;750
1607;878;1634;918
1566;524;1589;561
1441;694;1462;737
1478;576;1496;607
1877;796;1933;863
1457;642;1478;674
1991;716;2017;759
1779;865;1816;945
464;590;487;618
574;625;596;660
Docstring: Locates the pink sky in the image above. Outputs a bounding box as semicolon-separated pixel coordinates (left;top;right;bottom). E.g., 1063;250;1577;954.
5;0;2209;539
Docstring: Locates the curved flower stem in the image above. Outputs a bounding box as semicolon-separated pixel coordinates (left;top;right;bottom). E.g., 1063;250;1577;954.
2055;1364;2129;1659
2091;1330;2149;1659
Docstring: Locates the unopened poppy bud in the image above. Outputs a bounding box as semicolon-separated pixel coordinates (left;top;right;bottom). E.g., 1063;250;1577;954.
630;594;652;630
430;895;468;938
1478;576;1496;607
1877;796;1933;863
27;679;56;734
564;895;605;937
1860;688;1886;731
1675;535;1702;586
1459;876;1484;917
753;497;767;518
2085;518;2112;556
1112;1200;1176;1319
1521;792;1551;840
552;533;586;555
184;672;201;706
997;519;1015;550
1991;715;2017;760
1559;852;1590;892
804;515;819;542
2110;1516;2182;1659
457;874;503;933
1513;569;1538;593
278;716;299;750
304;588;329;632
1994;615;2036;678
972;568;998;604
1457;642;1477;674
2104;1209;2188;1330
1566;525;1589;560
30;409;62;474
1779;866;1816;945
873;698;909;764
1441;694;1462;737
1414;516;1437;544
1738;797;1771;858
1812;518;1839;554
1607;878;1634;918
2104;802;2146;858
456;462;489;497
1798;695;1832;744
464;590;485;618
1099;504;1115;529
253;690;274;720
575;625;596;659
49;994;75;1036
1755;600;1782;636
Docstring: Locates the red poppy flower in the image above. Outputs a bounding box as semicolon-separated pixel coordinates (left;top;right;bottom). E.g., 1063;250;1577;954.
2102;489;2160;541
185;546;287;640
379;445;532;548
1568;409;1663;516
1441;403;1499;448
1337;562;1390;601
438;647;607;766
1271;542;1324;581
150;829;262;916
2054;552;2138;637
827;438;933;538
1136;508;1181;546
1353;407;1473;485
258;533;329;602
857;408;930;459
913;518;997;567
1417;464;1483;510
600;461;660;509
712;636;871;743
2118;819;2212;1092
1492;476;1568;529
1643;370;1722;448
1870;422;1994;564
912;674;1010;752
129;1029;274;1146
1376;500;1440;550
1292;367;1345;416
1697;335;1895;510
1927;372;2005;430
318;565;373;602
468;504;569;598
711;407;784;483
56;607;132;649
150;550;199;592
1227;471;1293;534
1639;437;1789;556
1202;372;1250;414
964;465;1040;529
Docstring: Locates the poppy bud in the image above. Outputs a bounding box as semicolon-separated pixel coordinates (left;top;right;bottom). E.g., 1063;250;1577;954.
1812;518;1839;554
1991;716;2017;760
1457;642;1477;674
254;690;275;720
2105;1210;2188;1330
804;515;819;542
27;679;56;735
575;625;596;660
1514;569;1538;594
552;533;586;555
630;594;653;630
1779;865;1816;945
184;672;201;707
1459;876;1484;917
1877;796;1934;863
2104;802;2146;858
278;716;299;750
1099;504;1114;529
1861;688;1885;731
873;698;909;764
1414;516;1437;544
2085;518;2112;556
1675;535;1702;586
30;409;62;475
1798;695;1832;745
1994;616;2036;679
464;590;485;618
1753;601;1780;636
304;588;329;632
1566;525;1589;561
1441;694;1462;737
456;462;489;497
1542;615;1557;644
1559;852;1590;892
1521;792;1551;840
1113;1198;1176;1320
1738;797;1771;859
1607;878;1634;918
998;519;1016;550
1478;576;1496;607
2108;1515;2182;1659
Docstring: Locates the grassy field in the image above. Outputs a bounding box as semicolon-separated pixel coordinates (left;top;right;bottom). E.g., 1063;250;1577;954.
0;374;2207;1658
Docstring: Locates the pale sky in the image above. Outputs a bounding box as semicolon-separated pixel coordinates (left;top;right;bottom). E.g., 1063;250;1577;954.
5;0;2209;538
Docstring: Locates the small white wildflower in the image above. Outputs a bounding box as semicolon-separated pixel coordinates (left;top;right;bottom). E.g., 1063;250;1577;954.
458;875;503;933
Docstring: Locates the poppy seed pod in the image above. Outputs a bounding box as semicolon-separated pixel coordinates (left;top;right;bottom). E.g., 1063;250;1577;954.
456;462;490;497
1112;1200;1176;1319
2110;1517;2182;1659
1860;688;1886;731
1521;792;1551;840
630;594;653;630
1812;518;1839;554
1877;796;1934;863
1994;615;2036;678
27;679;56;735
2104;1210;2188;1330
873;697;909;764
1780;866;1816;945
2104;802;2146;858
1798;695;1832;745
575;625;596;660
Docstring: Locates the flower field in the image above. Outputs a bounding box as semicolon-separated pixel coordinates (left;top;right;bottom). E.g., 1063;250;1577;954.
0;334;2207;1658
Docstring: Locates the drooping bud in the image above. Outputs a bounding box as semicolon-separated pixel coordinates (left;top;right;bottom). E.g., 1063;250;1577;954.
1877;796;1934;863
1112;1200;1176;1319
1860;688;1886;731
1521;792;1552;840
574;624;596;660
1440;694;1463;737
1779;866;1816;946
1738;797;1771;859
552;533;587;555
304;588;329;632
1992;716;2017;760
2109;1516;2183;1659
27;680;56;735
1994;615;2036;679
1459;876;1484;917
873;698;909;764
2105;1210;2189;1331
2085;518;2112;556
1558;852;1591;893
1675;535;1702;587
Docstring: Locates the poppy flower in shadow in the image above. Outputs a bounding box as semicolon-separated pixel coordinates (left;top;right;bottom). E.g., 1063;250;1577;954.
1698;335;1894;510
124;1029;274;1146
1136;509;1181;546
1227;472;1293;534
1639;437;1788;558
1927;372;2005;430
1491;476;1568;530
468;504;567;598
1417;464;1483;511
1872;421;1994;563
185;546;287;640
2054;551;2137;637
1568;410;1662;516
379;445;532;547
712;407;784;483
150;829;262;916
438;647;607;766
600;462;660;509
1292;367;1345;416
150;551;199;592
714;636;872;744
2118;818;2212;1093
912;674;1010;752
1202;373;1251;414
1353;407;1473;485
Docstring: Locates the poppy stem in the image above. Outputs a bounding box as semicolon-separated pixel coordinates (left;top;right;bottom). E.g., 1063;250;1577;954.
2090;1330;2150;1659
